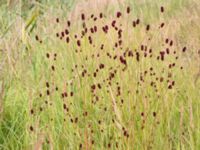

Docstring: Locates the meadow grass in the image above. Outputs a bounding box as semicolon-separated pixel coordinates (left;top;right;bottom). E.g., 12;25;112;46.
0;0;200;149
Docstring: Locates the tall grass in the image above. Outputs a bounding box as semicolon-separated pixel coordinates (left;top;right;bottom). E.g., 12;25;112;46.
0;0;200;149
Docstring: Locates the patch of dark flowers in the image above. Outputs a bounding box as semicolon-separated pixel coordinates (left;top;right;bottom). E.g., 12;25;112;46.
31;5;190;146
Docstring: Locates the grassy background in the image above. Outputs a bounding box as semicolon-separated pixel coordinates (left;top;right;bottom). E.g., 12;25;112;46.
0;0;200;149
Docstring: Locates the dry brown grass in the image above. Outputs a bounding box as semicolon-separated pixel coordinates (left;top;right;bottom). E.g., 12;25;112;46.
68;0;125;21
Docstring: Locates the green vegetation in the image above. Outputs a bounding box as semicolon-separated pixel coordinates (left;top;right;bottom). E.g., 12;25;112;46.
0;0;200;149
